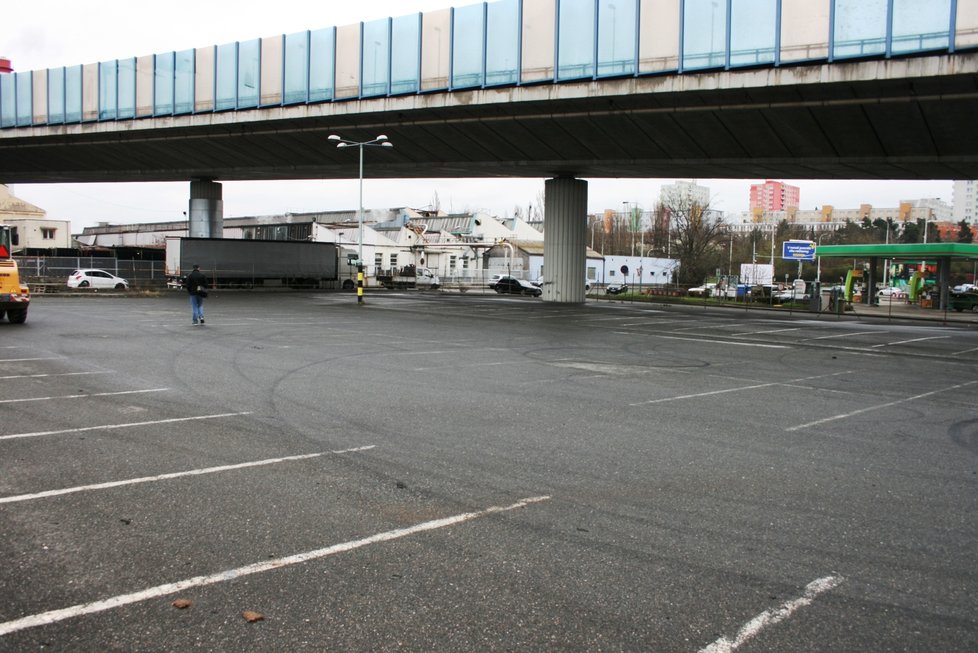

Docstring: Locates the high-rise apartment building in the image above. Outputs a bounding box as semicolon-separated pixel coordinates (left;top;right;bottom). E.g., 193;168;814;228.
659;180;710;208
952;180;978;223
749;180;801;212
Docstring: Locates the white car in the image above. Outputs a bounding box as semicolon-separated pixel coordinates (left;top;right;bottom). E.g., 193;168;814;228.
877;286;906;297
529;278;592;291
67;269;129;290
688;283;716;297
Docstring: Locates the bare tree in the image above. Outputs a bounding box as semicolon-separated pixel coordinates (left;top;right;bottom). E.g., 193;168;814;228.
662;198;727;285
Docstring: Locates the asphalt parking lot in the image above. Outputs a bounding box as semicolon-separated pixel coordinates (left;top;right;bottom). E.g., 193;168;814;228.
1;291;976;652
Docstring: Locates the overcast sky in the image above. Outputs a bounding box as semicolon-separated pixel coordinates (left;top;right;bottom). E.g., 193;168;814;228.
3;1;954;232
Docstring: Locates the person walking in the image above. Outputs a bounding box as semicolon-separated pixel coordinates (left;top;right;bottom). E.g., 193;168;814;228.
183;264;208;325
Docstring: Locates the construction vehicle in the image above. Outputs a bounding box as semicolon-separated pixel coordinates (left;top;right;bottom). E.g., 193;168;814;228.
0;224;30;323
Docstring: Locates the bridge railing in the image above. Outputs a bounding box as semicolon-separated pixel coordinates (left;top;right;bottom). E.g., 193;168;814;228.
2;0;973;130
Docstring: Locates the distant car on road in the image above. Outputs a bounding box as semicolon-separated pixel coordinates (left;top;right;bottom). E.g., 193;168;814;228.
606;283;628;295
494;277;542;297
67;269;129;290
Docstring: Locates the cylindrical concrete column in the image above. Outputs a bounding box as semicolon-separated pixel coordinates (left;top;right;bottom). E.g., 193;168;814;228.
188;179;223;238
543;177;588;303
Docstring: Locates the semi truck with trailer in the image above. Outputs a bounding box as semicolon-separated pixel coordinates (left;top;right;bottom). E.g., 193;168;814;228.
165;237;339;288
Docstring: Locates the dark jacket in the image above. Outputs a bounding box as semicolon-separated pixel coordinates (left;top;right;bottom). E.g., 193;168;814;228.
184;269;207;296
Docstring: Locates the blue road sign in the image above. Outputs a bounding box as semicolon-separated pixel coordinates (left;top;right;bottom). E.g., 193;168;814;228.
783;240;816;261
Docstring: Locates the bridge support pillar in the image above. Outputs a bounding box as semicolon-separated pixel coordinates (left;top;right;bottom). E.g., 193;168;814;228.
542;177;588;304
188;179;223;238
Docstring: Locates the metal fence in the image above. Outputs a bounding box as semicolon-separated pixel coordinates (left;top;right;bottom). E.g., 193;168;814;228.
14;257;169;288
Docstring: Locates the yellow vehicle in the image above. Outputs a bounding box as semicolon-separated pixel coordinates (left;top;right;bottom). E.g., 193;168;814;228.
0;224;30;324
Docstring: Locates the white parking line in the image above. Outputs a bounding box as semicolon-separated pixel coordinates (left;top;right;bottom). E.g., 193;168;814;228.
787;380;978;431
669;323;742;332
631;371;852;406
0;357;61;363
807;330;881;340
0;388;168;405
731;327;801;337
0;446;375;505
654;335;789;349
0;494;551;637
870;335;949;349
0;371;111;380
0;412;253;442
698;576;844;653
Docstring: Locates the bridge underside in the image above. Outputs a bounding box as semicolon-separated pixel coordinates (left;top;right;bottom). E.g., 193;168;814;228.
5;54;978;304
3;54;978;184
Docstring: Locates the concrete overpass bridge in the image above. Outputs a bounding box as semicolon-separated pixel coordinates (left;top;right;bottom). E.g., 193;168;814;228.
2;0;977;301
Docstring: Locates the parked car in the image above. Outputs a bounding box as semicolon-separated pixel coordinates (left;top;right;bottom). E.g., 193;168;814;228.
949;291;978;312
67;269;129;289
952;283;976;293
688;283;716;297
494;277;542;297
606;283;629;295
877;286;906;298
487;274;512;290
530;278;592;291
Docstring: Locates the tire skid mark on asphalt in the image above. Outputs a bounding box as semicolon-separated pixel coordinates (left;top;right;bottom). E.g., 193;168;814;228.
0;446;376;505
0;494;552;638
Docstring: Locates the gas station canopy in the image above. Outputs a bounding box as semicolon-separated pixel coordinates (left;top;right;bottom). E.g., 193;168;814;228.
816;242;978;260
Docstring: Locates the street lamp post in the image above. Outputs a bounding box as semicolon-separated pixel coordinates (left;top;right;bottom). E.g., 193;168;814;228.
921;214;937;279
328;133;394;304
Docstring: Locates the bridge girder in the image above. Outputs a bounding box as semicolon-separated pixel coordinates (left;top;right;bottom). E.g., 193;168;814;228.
2;53;977;184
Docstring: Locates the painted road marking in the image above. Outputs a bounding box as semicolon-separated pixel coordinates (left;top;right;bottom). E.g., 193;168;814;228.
0;412;253;442
787;380;978;431
0;357;61;363
0;371;111;380
807;330;881;340
653;335;789;349
731;327;802;337
870;335;949;348
698;575;844;653
0;495;551;637
631;371;852;406
0;388;168;405
669;323;742;332
0;446;375;505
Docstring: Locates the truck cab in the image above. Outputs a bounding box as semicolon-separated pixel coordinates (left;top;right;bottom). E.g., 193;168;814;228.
0;224;30;323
